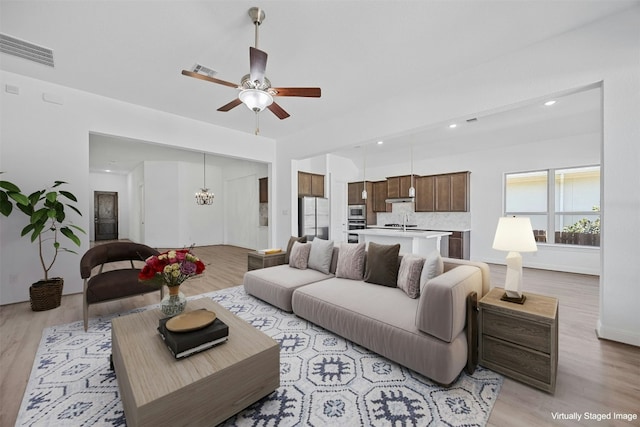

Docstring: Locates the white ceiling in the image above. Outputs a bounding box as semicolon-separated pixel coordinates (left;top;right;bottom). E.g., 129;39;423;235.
0;1;627;169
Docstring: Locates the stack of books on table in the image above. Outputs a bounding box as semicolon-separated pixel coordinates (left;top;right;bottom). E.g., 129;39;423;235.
257;248;282;255
158;314;229;359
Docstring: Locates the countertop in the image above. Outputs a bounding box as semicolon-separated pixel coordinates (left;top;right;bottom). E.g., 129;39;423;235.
367;225;471;232
353;229;451;239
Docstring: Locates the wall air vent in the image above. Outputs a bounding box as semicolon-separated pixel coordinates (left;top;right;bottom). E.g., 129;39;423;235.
192;63;217;78
0;34;54;67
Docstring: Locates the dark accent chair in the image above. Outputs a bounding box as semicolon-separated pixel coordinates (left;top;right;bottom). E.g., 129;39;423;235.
80;242;163;331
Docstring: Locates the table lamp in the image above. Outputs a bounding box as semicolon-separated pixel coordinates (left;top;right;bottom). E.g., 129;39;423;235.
492;217;538;303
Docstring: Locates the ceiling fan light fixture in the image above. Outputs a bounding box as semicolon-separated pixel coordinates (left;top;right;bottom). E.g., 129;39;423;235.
239;88;273;112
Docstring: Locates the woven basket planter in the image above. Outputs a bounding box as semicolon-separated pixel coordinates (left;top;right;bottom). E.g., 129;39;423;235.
29;278;64;311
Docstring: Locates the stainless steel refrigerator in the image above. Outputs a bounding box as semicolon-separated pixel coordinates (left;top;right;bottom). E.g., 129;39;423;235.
298;197;329;241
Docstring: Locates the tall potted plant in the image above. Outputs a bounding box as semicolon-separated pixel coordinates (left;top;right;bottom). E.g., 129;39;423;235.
0;177;86;311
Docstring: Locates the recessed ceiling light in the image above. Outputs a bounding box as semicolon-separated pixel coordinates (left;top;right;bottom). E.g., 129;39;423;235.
449;123;457;129
105;169;111;173
544;100;556;106
377;140;384;145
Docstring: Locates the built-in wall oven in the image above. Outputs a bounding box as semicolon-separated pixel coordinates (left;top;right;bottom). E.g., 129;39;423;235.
348;205;366;220
347;205;367;243
347;219;365;243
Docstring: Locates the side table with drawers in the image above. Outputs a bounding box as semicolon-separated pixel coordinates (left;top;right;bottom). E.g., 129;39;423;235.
479;287;559;393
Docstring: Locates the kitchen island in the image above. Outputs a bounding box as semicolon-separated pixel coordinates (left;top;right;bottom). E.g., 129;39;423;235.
354;229;451;257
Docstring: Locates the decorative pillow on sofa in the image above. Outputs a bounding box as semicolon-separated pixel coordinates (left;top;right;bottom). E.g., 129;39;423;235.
420;250;444;292
336;242;366;280
307;238;334;274
285;235;307;264
397;254;426;299
289;242;311;270
364;242;401;287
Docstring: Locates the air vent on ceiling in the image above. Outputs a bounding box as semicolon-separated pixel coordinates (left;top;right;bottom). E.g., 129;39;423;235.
0;33;54;67
192;63;217;78
466;117;478;123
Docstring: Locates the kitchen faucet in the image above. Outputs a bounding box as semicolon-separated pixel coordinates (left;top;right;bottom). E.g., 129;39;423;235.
402;212;408;231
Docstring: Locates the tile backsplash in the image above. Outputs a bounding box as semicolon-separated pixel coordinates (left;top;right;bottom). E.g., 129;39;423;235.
376;203;471;231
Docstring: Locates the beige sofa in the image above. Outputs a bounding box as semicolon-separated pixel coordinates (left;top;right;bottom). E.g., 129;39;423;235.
243;247;490;385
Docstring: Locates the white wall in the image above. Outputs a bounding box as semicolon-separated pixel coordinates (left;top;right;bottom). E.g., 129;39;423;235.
220;158;269;249
0;71;275;304
139;160;225;248
128;163;145;244
274;8;640;346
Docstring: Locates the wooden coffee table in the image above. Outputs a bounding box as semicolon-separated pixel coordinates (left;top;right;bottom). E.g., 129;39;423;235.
111;298;280;427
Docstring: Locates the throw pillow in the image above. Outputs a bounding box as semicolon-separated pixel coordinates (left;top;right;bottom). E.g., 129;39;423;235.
364;242;401;287
285;235;307;264
336;242;366;280
397;254;426;299
307;238;334;274
420;250;444;292
289;242;311;270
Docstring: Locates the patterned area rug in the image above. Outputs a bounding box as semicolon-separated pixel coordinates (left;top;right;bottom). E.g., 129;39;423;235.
17;286;502;426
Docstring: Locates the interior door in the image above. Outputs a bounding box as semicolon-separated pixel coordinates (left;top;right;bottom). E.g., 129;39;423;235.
94;191;118;241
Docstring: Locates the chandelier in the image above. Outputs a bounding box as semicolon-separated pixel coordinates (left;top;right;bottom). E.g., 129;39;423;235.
195;153;214;205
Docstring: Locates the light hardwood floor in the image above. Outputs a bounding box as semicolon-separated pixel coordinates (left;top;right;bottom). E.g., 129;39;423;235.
1;245;638;426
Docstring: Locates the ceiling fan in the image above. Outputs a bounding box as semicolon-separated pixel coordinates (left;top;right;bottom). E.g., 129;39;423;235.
181;7;321;134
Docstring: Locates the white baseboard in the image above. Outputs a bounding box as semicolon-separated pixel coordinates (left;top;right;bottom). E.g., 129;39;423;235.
596;320;640;347
478;257;600;276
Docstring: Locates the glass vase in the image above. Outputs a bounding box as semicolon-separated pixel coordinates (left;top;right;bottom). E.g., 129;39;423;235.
161;285;186;317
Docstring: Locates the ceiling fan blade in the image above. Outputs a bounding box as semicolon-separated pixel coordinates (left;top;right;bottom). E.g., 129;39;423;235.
217;98;243;112
271;87;321;97
249;47;268;84
267;102;290;120
181;70;239;89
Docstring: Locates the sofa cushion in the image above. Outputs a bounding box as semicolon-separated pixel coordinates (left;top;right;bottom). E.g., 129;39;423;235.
308;238;334;274
364;242;400;287
243;264;333;312
285;236;307;264
289;242;311;269
292;278;468;385
397;254;425;299
420;250;444;292
336;242;366;280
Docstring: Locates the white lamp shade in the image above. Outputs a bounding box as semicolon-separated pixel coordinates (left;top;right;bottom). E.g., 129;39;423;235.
239;89;273;112
492;217;538;252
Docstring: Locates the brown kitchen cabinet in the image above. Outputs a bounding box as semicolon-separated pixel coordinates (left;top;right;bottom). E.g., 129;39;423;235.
311;174;325;197
387;175;418;198
372;180;391;212
448;230;470;259
435;172;470;212
259;177;268;203
298;171;325;197
348;181;365;205
415;176;435;212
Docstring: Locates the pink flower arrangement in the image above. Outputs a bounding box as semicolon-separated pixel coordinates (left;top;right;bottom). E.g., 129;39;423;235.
138;248;205;287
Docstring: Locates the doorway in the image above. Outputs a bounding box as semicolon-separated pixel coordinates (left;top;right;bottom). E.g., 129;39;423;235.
94;191;119;241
